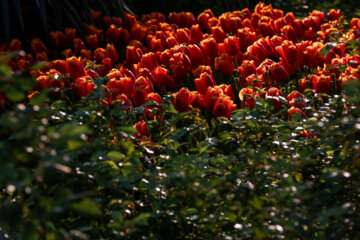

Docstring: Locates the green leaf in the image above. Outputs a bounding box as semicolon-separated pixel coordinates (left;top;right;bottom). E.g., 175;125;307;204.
71;199;102;217
67;140;84;150
107;151;125;161
6;86;25;102
29;89;49;105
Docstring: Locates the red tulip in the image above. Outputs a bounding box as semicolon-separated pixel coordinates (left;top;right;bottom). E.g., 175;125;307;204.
71;76;96;98
266;87;285;111
275;40;298;63
131;24;147;41
134;120;149;139
195;72;216;94
106;76;134;98
239;88;255;109
126;45;143;65
270;62;289;83
174;87;191;112
73;38;86;55
50;31;65;47
189;24;203;44
106;24;120;43
31;38;47;53
287;106;305;121
214;53;235;75
327;9;341;21
287;91;306;109
86;34;99;50
211;26;228;43
133;76;154;106
213;96;237;118
106;43;119;64
313;74;331;94
152;66;176;90
66;57;86;80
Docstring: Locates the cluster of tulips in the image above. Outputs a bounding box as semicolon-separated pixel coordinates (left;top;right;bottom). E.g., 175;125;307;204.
1;2;360;139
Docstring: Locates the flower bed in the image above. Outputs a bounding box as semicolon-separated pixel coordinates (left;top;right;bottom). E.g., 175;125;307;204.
0;2;360;239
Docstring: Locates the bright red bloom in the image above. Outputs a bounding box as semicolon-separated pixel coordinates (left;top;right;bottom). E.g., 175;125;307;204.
287;106;306;121
237;28;257;52
203;87;223;110
213;96;237;119
106;43;119;64
192;65;212;78
189;24;203;44
175;28;190;44
239;88;255;109
126;45;143;64
313;74;331;94
133;76;154;106
222;36;240;56
66;57;86;81
304;43;324;67
214;53;235;75
51;60;67;74
106;76;134;99
140;52;159;71
211;26;228;43
152;66;176;90
327;9;341;21
187;44;205;69
287;91;306;109
71;76;96;98
275;40;298;63
197;9;214;31
106;24;121;43
174;87;192;112
270;62;289;83
195;72;216;94
134;120;149;139
238;60;257;79
215;84;235;100
281;25;298;42
266;87;285;111
200;37;219;60
144;92;163;120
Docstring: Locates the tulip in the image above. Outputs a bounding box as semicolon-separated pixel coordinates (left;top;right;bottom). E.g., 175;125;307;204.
106;24;120;43
131;24;147;41
71;76;96;98
313;74;331;94
50;31;65;47
73;38;86;55
113;94;132;111
266;87;285;111
195;72;216;94
66;57;86;80
144;92;163;120
214;53;235;76
152;66;176;90
52;60;68;74
237;28;257;52
174;87;191;112
31;38;47;53
134;120;149;139
189;24;203;45
80;49;93;61
106;77;134;98
275;40;298;63
287;106;305;121
327;9;341;21
133;76;154;106
211;26;228;43
203;87;223;110
215;84;235;100
223;36;240;56
270;62;289;83
287;91;306;109
8;39;21;51
213;96;237;119
200;37;219;59
239;88;255;109
140;52;159;71
192;65;212;78
86;34;99;50
106;44;119;63
64;28;76;44
126;46;143;65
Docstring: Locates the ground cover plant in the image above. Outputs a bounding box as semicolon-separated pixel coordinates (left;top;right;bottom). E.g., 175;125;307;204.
0;2;360;239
